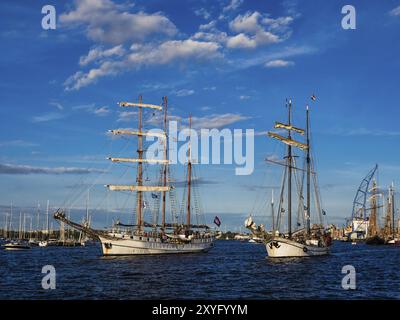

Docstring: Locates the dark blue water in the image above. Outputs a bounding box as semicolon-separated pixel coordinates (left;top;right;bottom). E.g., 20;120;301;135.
0;240;399;299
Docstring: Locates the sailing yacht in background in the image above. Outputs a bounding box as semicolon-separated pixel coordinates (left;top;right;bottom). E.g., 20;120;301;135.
54;95;215;255
249;98;331;258
38;200;50;247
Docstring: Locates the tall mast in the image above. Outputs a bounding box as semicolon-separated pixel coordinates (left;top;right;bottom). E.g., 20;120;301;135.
162;96;168;228
287;100;292;238
19;211;22;240
137;95;144;231
86;190;90;224
391;182;395;238
186;115;192;228
271;189;275;234
9;202;13;239
46;200;50;240
36;202;40;240
306;105;311;235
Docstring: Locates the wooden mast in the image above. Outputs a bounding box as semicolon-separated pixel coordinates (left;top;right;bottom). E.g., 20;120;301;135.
287;100;292;238
306;105;311;235
162;96;168;228
137;95;144;232
186;115;192;229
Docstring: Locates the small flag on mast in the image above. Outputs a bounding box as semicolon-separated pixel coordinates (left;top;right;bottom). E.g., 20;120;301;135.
214;216;221;227
311;94;316;101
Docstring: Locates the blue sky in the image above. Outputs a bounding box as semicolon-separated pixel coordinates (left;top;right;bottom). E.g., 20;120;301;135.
1;0;400;231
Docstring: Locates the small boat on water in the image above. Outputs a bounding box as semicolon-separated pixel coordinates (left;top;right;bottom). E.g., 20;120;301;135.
3;241;31;250
38;241;48;247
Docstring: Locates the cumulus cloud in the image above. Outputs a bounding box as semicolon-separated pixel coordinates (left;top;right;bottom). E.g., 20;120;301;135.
229;11;261;33
265;59;294;68
194;8;211;20
60;0;177;45
65;39;222;90
0;163;105;175
79;45;125;66
389;6;400;16
222;0;243;13
226;11;289;49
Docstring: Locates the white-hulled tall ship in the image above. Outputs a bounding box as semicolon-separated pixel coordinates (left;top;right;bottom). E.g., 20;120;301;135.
54;95;215;255
246;97;332;258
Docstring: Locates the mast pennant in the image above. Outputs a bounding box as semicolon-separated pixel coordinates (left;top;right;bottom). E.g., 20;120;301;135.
268;132;309;150
274;122;305;135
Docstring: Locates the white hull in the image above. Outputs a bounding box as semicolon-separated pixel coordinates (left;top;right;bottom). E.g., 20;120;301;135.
99;235;214;255
3;243;31;250
38;241;48;247
265;237;329;258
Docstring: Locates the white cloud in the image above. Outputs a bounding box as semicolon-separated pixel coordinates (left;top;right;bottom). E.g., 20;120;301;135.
229;11;261;33
265;59;294;68
49;101;64;110
192;30;228;43
174;89;195;97
225;11;288;49
93;106;110;116
199;20;217;31
239;95;250;100
230;45;316;70
79;45;125;66
262;16;294;30
60;0;177;45
0;163;104;175
328;128;400;137
389;6;400;16
65;39;222;90
31;113;65;123
117;111;138;122
226;33;252;48
222;0;243;13
190;113;251;129
194;8;211;20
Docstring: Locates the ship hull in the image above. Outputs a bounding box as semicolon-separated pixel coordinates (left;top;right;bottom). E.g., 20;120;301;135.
265;237;329;258
99;235;214;255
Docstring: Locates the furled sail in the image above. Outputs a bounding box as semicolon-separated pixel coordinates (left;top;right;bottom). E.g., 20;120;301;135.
107;157;169;164
118;102;162;110
274;122;305;135
268;132;308;150
109;130;166;139
106;185;171;192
